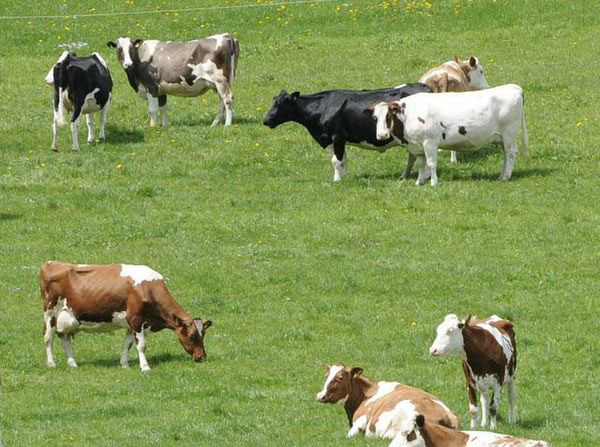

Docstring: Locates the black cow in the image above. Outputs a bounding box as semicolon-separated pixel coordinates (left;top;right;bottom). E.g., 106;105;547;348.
262;84;431;181
107;34;239;127
44;51;113;151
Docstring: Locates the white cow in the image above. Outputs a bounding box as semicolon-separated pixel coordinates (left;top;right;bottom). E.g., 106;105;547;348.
367;84;528;186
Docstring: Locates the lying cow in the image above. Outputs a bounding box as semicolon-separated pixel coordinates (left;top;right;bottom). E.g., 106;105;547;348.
429;314;517;430
389;413;549;447
40;261;212;373
316;364;459;440
418;55;490;163
262;84;431;182
44;51;113;151
107;33;239;127
366;84;528;185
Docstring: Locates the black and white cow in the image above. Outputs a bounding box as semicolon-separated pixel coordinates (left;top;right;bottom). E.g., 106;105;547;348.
44;51;113;151
262;84;431;181
107;34;239;127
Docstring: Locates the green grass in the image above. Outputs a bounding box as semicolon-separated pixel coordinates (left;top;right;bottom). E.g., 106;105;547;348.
1;0;599;446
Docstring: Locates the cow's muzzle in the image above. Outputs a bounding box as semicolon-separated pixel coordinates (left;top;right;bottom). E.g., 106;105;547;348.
377;131;391;141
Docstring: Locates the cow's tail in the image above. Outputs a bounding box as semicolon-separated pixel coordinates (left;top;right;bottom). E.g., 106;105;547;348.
55;87;68;127
229;34;240;85
55;59;71;128
519;90;528;156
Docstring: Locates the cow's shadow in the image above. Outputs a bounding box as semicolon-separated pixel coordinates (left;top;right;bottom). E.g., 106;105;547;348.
0;212;20;221
104;125;144;144
79;352;183;368
174;115;260;127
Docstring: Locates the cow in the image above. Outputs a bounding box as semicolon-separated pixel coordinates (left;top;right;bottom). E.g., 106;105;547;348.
107;33;239;127
262;84;431;182
365;84;528;186
429;314;517;430
316;364;460;440
389;413;549;447
40;261;212;373
418;55;490;163
44;51;113;151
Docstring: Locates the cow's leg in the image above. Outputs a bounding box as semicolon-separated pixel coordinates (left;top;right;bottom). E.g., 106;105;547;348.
347;415;367;438
423;140;439;186
59;334;77;368
489;382;502;430
211;99;225;128
85;113;95;144
159;95;168;127
331;139;347;182
147;93;159;127
479;388;490;427
507;380;517;424
133;323;151;373
44;313;57;367
402;153;416;178
416;155;430;186
71;105;83;151
500;134;518;180
451;150;458;163
51;115;59;152
120;331;134;368
463;362;479;429
213;81;234;127
98;96;111;142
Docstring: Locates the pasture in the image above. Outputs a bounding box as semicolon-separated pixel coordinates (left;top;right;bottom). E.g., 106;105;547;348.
0;0;599;445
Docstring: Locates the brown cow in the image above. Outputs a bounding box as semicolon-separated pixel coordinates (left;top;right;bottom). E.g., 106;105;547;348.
316;365;459;440
418;55;490;163
40;261;212;372
429;314;517;430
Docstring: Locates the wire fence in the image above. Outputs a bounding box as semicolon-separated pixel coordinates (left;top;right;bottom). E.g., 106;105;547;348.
0;0;338;20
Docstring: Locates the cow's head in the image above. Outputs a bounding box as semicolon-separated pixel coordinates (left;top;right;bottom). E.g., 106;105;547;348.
455;55;490;90
429;314;470;356
174;316;212;362
364;101;405;141
107;37;142;70
316;364;363;404
262;90;300;128
389;413;426;447
44;51;71;86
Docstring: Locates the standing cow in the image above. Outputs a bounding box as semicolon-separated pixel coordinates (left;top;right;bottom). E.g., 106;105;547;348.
418;55;490;163
316;364;459;440
40;261;212;373
366;84;528;185
44;51;113;151
107;33;239;127
429;314;517;430
262;84;431;182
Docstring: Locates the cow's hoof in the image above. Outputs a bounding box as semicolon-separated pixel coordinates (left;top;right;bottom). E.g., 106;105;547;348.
120;362;130;369
47;361;57;368
71;147;80;152
51;148;59;153
210;121;219;128
67;359;78;368
141;367;151;374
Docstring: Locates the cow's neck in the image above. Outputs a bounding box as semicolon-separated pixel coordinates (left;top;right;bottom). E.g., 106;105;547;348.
462;325;494;370
421;421;468;447
344;375;378;425
152;290;192;330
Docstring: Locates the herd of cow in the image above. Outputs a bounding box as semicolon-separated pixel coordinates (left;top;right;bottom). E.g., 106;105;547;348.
40;31;545;447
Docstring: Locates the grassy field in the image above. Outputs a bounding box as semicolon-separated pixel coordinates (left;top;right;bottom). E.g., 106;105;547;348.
1;0;599;446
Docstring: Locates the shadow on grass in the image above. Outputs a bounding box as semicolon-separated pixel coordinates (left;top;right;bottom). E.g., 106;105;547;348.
78;352;184;368
105;124;145;144
0;212;20;221
174;115;260;127
515;417;548;429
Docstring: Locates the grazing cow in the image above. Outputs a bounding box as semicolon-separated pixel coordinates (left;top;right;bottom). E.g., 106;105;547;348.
40;261;212;373
429;315;517;430
418;55;490;163
44;51;113;151
389;413;549;447
366;84;528;185
107;34;239;127
262;84;431;182
316;365;459;440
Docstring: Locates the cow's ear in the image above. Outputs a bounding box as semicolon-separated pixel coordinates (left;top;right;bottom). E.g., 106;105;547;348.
416;414;425;428
350;367;364;378
389;102;400;116
290;91;300;100
469;56;477;67
133;39;143;48
454;54;461;63
107;41;117;48
203;319;212;330
462;314;472;327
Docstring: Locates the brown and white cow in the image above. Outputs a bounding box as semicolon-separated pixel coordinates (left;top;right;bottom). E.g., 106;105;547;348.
418;55;490;163
316;365;459;440
107;33;239;127
389;413;549;447
429;315;517;430
40;261;212;373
